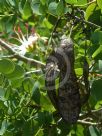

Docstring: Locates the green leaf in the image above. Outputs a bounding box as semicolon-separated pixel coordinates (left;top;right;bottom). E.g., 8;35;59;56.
36;111;53;125
23;77;34;92
85;3;97;20
91;79;102;101
22;1;32;19
18;0;26;14
34;127;44;136
95;100;102;109
0;59;15;74
42;18;53;29
89;126;100;136
5;16;16;33
48;2;58;16
23;121;32;136
40;0;46;5
39;3;47;14
99;60;102;73
65;0;77;4
76;124;84;136
75;68;83;76
48;15;58;25
6;0;16;7
31;81;40;104
0;87;6;101
11;78;24;88
92;45;102;58
76;0;87;5
91;31;102;44
97;0;102;9
31;1;41;15
5;64;25;80
0;74;3;86
40;93;55;111
85;3;101;25
56;0;64;16
0;120;8;135
4;86;11;100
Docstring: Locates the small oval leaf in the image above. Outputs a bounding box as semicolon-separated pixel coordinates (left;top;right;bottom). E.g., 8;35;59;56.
0;59;15;74
5;64;25;80
48;2;58;16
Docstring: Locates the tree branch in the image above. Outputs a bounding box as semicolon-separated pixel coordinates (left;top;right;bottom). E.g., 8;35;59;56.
80;107;102;122
0;39;45;68
65;12;102;29
74;15;102;28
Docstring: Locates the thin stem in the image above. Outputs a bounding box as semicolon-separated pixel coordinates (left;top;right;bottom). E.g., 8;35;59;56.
78;119;100;126
25;69;42;75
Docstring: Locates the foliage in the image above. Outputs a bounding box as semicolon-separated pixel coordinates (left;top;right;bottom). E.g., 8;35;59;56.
0;0;102;135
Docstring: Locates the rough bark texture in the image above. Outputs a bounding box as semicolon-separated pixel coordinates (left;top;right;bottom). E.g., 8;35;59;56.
45;36;81;123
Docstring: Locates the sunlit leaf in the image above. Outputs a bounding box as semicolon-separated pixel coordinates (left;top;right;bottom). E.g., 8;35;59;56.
65;0;77;4
76;0;87;5
75;68;83;76
92;45;102;58
22;1;32;19
76;124;84;136
97;0;102;9
85;3;101;25
85;3;97;20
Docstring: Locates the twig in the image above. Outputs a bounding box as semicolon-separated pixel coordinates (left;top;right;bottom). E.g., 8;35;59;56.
50;17;61;48
51;17;61;39
65;12;102;28
77;119;100;126
89;61;95;70
2;54;17;58
80;107;102;120
92;107;102;114
25;69;42;75
0;14;14;17
0;39;45;68
74;16;102;28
